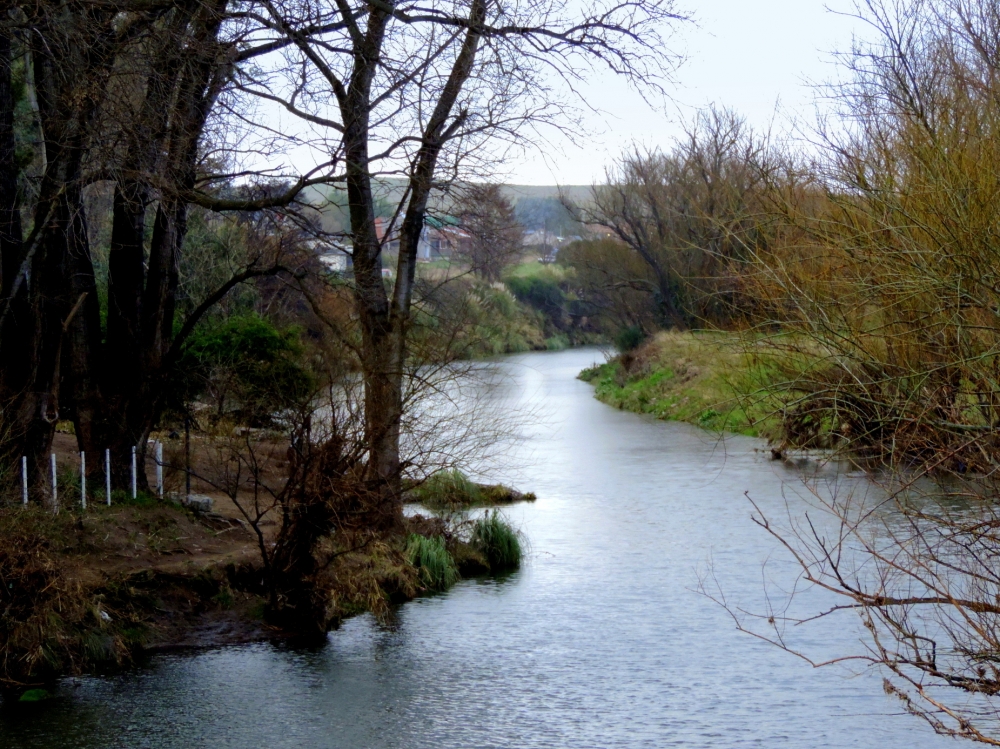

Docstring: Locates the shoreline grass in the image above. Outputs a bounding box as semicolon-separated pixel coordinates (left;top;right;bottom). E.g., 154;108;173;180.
405;534;460;591
578;331;784;438
409;469;536;511
471;511;523;571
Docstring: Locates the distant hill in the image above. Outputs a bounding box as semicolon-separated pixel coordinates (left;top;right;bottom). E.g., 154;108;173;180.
501;184;591;204
300;181;593;234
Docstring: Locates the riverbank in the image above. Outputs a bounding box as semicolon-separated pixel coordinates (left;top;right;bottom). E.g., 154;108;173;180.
578;331;781;438
0;462;530;698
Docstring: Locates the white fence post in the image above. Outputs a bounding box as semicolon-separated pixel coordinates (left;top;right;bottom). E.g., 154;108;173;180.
155;441;163;498
21;456;27;507
105;449;111;506
131;445;137;499
80;452;86;509
50;453;57;510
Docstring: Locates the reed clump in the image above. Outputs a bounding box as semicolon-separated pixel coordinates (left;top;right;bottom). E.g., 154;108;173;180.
412;469;482;508
405;534;460;591
471;511;523;571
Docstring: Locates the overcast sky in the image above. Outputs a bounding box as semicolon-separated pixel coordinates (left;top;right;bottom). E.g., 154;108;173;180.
505;0;866;186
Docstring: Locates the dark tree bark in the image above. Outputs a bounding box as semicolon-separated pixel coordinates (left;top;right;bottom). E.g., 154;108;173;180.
0;5;120;493
80;0;229;488
0;29;30;451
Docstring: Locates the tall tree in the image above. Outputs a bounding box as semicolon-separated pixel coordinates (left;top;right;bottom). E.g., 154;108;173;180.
0;2;323;493
571;107;777;330
250;0;684;514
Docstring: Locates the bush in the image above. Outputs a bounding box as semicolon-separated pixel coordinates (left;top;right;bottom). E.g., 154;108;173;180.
471;511;523;571
505;275;565;315
545;334;570;351
615;325;644;352
405;534;459;591
174;315;314;422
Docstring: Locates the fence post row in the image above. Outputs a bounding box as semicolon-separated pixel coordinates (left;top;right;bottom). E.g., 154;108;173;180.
18;443;170;509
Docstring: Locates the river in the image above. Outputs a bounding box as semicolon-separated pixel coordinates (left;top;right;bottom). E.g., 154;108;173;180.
0;348;951;748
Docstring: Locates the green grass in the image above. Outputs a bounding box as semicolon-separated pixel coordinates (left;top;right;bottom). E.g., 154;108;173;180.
405;534;460;591
471;511;523;571
411;469;537;511
579;331;785;438
18;689;52;702
110;488;158;508
411;469;482;508
504;260;570;282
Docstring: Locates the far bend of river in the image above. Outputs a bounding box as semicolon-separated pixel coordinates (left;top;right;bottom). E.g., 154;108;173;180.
1;348;951;749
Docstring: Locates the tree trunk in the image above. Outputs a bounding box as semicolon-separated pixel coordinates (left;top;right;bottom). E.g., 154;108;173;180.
62;181;104;459
0;0;122;492
340;6;395;490
95;0;226;489
347;0;484;511
16;188;80;501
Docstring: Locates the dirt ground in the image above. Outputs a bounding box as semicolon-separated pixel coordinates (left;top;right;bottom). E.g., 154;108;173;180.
50;428;288;508
3;431;293;659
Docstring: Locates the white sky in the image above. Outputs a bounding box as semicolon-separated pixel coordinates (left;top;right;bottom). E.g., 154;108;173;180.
506;0;866;185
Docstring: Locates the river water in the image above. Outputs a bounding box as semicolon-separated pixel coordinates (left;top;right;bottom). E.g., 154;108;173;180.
1;348;951;748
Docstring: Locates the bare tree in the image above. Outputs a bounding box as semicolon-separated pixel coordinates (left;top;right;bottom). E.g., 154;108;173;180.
0;0;684;509
456;183;522;282
178;338;526;632
239;0;686;512
568;107;780;330
709;475;1000;745
714;1;1000;743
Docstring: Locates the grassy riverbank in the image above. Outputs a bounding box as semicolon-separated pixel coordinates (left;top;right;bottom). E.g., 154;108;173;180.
579;331;783;438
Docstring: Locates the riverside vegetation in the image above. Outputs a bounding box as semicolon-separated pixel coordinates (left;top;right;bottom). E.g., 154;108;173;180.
0;0;671;702
0;257;561;696
446;261;604;358
0;254;557;696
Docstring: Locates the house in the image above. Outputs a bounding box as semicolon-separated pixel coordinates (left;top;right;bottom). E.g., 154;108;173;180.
305;238;354;274
420;216;472;260
522;229;565;251
374;216;471;261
